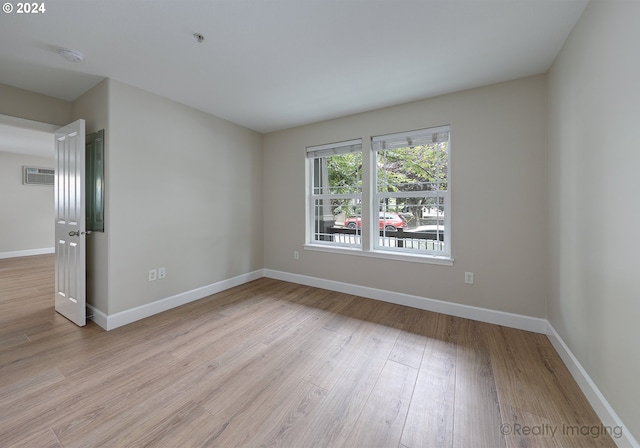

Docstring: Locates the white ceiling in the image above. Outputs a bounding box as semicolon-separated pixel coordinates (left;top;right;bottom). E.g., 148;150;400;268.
0;0;588;134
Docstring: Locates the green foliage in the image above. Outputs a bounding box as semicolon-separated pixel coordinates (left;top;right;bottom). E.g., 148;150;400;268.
327;152;362;193
377;143;448;215
319;144;448;218
326;152;362;216
377;143;448;192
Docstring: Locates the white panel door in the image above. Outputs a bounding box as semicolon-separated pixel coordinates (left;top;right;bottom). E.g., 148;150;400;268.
54;120;86;327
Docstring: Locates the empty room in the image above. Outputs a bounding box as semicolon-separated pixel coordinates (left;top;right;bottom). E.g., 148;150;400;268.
0;0;638;446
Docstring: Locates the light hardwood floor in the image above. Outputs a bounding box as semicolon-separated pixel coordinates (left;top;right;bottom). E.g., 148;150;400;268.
0;254;616;447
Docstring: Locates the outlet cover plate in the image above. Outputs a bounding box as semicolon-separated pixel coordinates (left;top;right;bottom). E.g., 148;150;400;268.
464;272;474;284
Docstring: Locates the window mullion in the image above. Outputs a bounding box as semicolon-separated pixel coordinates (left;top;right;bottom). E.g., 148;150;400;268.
361;137;373;252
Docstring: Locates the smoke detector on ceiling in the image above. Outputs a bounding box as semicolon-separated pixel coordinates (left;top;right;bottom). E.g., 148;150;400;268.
58;48;84;62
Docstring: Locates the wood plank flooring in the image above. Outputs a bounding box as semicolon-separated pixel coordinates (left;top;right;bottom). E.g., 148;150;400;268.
0;254;617;447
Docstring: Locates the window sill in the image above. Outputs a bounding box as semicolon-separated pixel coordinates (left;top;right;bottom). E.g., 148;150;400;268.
303;244;454;266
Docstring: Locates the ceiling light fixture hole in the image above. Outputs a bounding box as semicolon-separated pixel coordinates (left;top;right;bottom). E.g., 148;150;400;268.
58;48;84;62
193;33;205;43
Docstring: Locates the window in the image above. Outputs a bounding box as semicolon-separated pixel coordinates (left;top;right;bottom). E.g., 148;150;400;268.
306;125;451;263
372;126;450;257
307;139;362;247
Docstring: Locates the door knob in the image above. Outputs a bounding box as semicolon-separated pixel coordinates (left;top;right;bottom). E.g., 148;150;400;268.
69;230;80;237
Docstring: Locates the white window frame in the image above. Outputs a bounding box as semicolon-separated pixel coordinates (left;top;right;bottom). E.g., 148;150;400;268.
371;125;451;259
305;128;453;266
306;139;363;248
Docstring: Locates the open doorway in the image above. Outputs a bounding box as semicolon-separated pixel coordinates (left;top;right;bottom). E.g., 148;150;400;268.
0;115;57;259
0;114;93;328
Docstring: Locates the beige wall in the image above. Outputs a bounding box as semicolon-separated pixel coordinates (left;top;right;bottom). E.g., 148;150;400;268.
0;83;71;125
72;79;110;313
263;75;548;318
0;78;264;319
548;0;640;442
0;151;55;253
106;80;263;314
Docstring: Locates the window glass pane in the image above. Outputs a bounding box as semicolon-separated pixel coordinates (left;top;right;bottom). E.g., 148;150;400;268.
376;196;447;254
312;197;336;242
377;143;448;193
313;152;362;195
310;148;362;248
312;199;361;246
373;126;449;256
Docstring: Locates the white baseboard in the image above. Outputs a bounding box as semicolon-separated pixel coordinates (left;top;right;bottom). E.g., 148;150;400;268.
86;304;108;330
263;269;548;334
0;247;54;259
96;269;264;331
546;323;639;448
93;268;546;334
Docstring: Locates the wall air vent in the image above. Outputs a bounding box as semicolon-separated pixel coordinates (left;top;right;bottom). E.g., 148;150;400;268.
23;166;55;186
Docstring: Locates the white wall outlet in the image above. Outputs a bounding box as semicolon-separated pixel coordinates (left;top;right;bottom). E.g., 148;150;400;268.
464;272;474;284
158;267;166;279
294;251;299;260
148;269;157;282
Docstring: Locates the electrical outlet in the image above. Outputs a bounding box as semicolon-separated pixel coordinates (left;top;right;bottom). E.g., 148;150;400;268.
148;269;157;282
158;267;166;279
464;272;474;284
294;251;300;260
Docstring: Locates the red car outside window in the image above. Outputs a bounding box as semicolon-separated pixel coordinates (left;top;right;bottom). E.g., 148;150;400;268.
344;213;406;231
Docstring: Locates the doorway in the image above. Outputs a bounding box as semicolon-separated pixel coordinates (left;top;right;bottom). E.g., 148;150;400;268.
0;114;91;327
0;115;57;259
